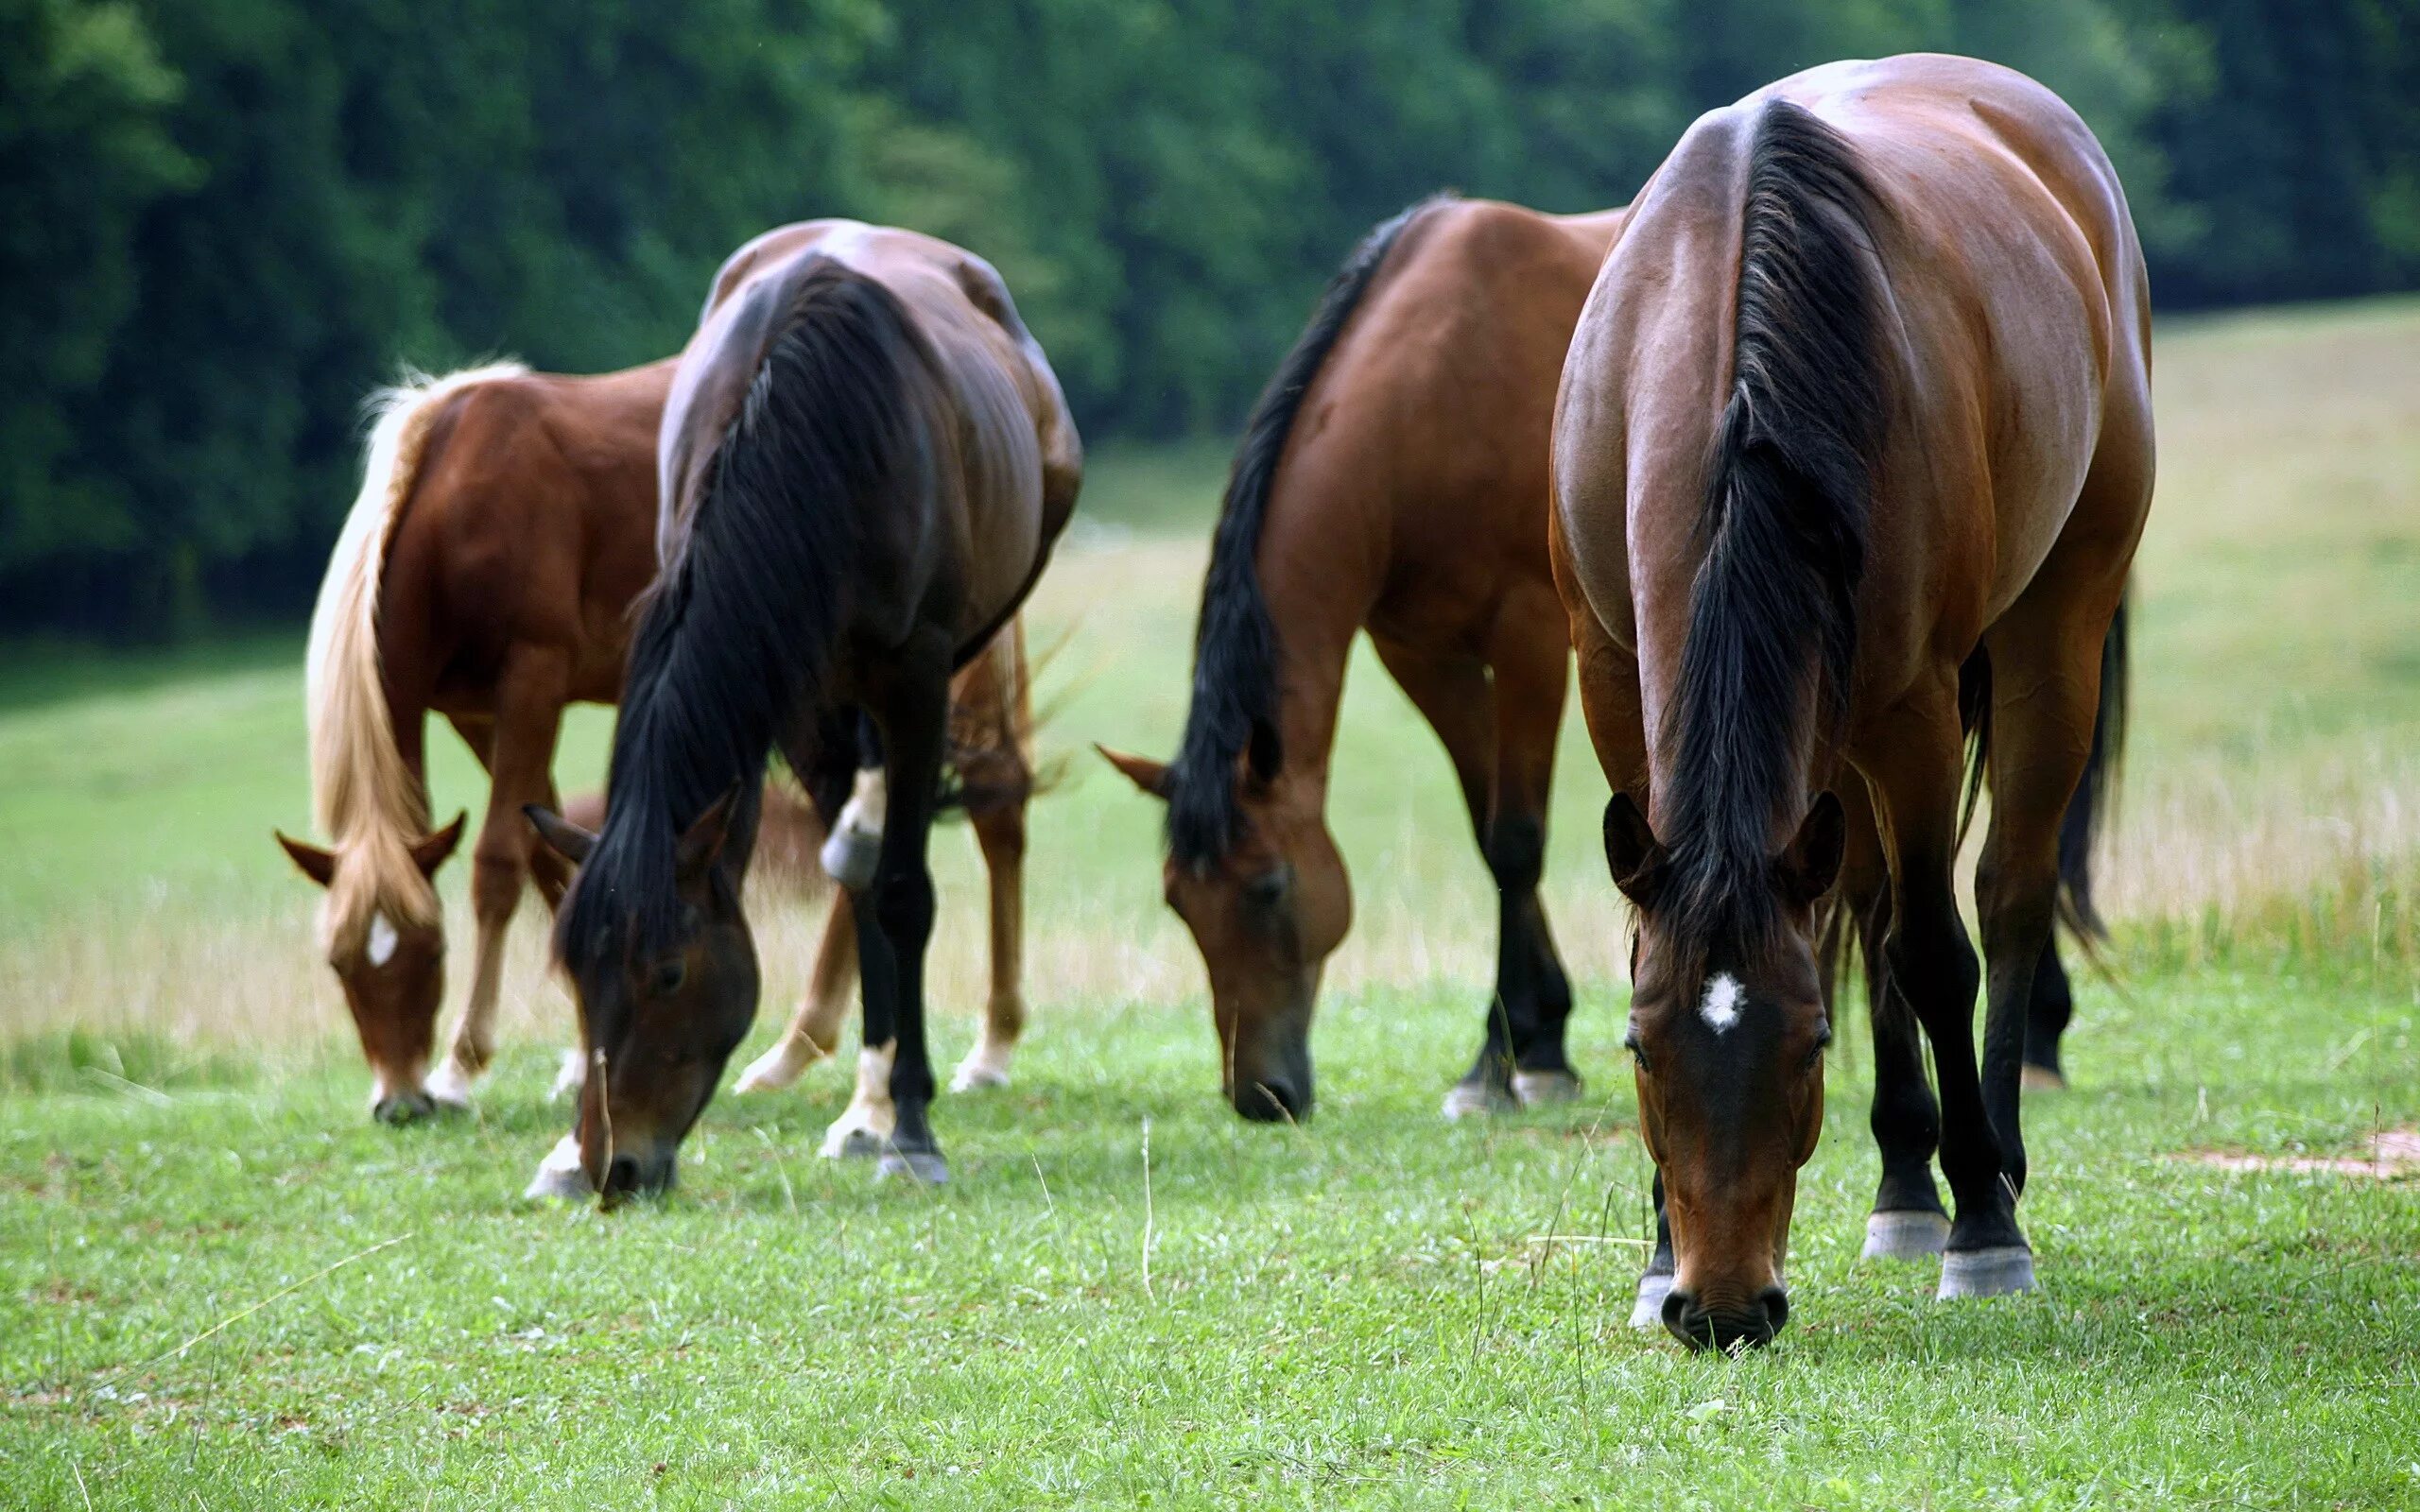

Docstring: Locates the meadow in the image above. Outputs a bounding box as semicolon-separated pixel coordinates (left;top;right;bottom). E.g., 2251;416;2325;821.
2;301;2416;1507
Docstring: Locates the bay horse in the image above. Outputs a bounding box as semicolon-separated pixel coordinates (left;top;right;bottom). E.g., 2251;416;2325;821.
1100;192;2118;1126
1101;196;1627;1123
527;220;1080;1201
1553;55;2152;1348
275;356;1038;1125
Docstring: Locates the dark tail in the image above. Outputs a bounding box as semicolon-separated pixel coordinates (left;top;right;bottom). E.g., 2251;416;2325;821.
1167;194;1454;870
1661;100;1889;944
1955;590;2130;942
2059;592;2130;939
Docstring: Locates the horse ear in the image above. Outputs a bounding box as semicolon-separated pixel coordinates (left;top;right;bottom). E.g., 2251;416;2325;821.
1246;717;1283;787
1780;790;1846;907
526;804;596;866
1602;792;1668;908
675;782;744;878
412;812;468;877
275;831;337;888
1095;745;1172;801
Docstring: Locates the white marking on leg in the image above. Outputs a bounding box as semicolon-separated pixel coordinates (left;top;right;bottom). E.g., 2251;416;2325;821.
549;1047;585;1102
365;911;399;968
1700;973;1744;1035
819;768;887;889
423;1055;475;1108
523;1133;588;1200
950;1029;1015;1092
818;1040;897;1158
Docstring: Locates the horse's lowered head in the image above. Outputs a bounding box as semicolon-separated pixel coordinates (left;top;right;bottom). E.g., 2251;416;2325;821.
1099;743;1349;1125
1604;789;1844;1350
529;783;758;1205
275;814;466;1123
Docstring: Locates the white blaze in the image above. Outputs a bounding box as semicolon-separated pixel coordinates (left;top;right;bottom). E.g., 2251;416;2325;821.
366;911;399;968
1701;973;1745;1035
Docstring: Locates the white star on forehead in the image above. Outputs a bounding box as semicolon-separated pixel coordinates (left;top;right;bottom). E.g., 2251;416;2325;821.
1700;972;1744;1034
367;911;399;969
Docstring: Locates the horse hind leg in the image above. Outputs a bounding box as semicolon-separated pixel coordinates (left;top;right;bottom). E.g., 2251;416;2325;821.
1487;592;1580;1108
950;783;1028;1092
737;889;858;1095
858;634;953;1184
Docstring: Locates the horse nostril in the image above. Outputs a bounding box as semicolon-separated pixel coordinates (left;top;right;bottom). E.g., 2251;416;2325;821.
1235;1077;1305;1124
1759;1285;1791;1336
605;1155;640;1194
1661;1287;1706;1348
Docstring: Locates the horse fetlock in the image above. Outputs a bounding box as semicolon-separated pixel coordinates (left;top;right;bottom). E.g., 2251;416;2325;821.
1512;1067;1583;1108
949;1035;1016;1092
734;1033;831;1094
819;1043;897;1157
522;1134;589;1201
424;1056;479;1108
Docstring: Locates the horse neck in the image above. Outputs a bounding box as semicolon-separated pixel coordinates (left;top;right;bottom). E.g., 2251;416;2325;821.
1255;502;1385;816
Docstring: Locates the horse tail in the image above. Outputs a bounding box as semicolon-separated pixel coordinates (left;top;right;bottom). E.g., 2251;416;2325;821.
303;361;525;933
1167;193;1455;868
1663;99;1889;940
2058;589;2131;940
579;260;930;954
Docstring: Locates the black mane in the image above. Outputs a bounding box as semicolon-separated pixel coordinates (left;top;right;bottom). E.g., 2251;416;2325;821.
1660;99;1888;954
561;259;936;961
1167;194;1452;868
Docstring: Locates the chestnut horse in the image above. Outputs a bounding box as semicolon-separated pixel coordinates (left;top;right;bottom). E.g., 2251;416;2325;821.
527;220;1080;1201
1553;55;2152;1348
276;356;1036;1125
1101;197;1626;1122
1101;193;2118;1126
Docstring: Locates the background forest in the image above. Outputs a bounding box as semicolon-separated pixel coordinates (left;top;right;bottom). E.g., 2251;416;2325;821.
5;0;2417;636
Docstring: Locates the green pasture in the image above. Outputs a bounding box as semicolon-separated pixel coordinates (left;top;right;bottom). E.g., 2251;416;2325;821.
2;302;2417;1507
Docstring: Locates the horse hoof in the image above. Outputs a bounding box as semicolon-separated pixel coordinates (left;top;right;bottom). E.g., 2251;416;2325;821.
821;1127;886;1160
522;1136;589;1201
876;1147;949;1185
1862;1209;1951;1261
735;1041;820;1095
424;1058;477;1109
2020;1064;2067;1093
948;1057;1011;1093
1630;1269;1675;1330
1938;1246;2036;1299
1440;1079;1518;1121
1512;1069;1582;1108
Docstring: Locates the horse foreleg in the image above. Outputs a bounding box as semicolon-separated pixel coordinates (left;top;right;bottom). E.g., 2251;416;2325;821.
432;650;568;1104
862;637;951;1184
1487;592;1578;1108
737;890;858;1094
951;793;1028;1091
1841;780;1951;1261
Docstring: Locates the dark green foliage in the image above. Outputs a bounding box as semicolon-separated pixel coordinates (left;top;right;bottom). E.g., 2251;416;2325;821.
0;0;2411;636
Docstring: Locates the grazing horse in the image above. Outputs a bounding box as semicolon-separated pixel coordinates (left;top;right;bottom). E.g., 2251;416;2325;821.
1553;55;2152;1348
1101;196;1627;1122
1100;193;2119;1127
277;356;1038;1125
527;220;1080;1201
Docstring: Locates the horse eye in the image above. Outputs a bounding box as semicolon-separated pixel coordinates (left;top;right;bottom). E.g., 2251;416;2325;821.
648;958;688;997
1624;1031;1651;1076
1805;1025;1831;1073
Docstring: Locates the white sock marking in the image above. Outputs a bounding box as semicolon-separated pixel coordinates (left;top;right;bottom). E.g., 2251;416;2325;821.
1701;973;1744;1034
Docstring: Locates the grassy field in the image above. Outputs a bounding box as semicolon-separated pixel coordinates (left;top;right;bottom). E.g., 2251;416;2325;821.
3;301;2418;1507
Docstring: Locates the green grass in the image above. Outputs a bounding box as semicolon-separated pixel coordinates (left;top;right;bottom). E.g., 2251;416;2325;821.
4;301;2419;1507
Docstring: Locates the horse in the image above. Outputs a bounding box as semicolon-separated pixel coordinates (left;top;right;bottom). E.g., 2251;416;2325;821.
1099;192;2120;1127
1552;55;2152;1348
276;355;1039;1126
526;220;1080;1201
1099;196;1627;1123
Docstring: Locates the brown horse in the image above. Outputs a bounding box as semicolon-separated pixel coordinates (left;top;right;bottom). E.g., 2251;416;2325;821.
527;220;1080;1201
1554;55;2152;1348
277;354;1038;1125
1101;196;1626;1122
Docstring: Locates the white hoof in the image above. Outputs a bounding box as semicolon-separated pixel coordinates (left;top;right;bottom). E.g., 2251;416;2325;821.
1630;1269;1675;1330
820;1044;896;1158
735;1036;826;1094
1512;1069;1583;1108
948;1044;1013;1093
548;1049;585;1102
424;1057;477;1109
1938;1246;2037;1300
1441;1079;1517;1121
522;1135;588;1201
1862;1209;1951;1262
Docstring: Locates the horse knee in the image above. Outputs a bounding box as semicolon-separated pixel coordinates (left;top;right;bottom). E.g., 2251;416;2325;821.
1484;814;1547;896
471;847;525;922
873;869;936;953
